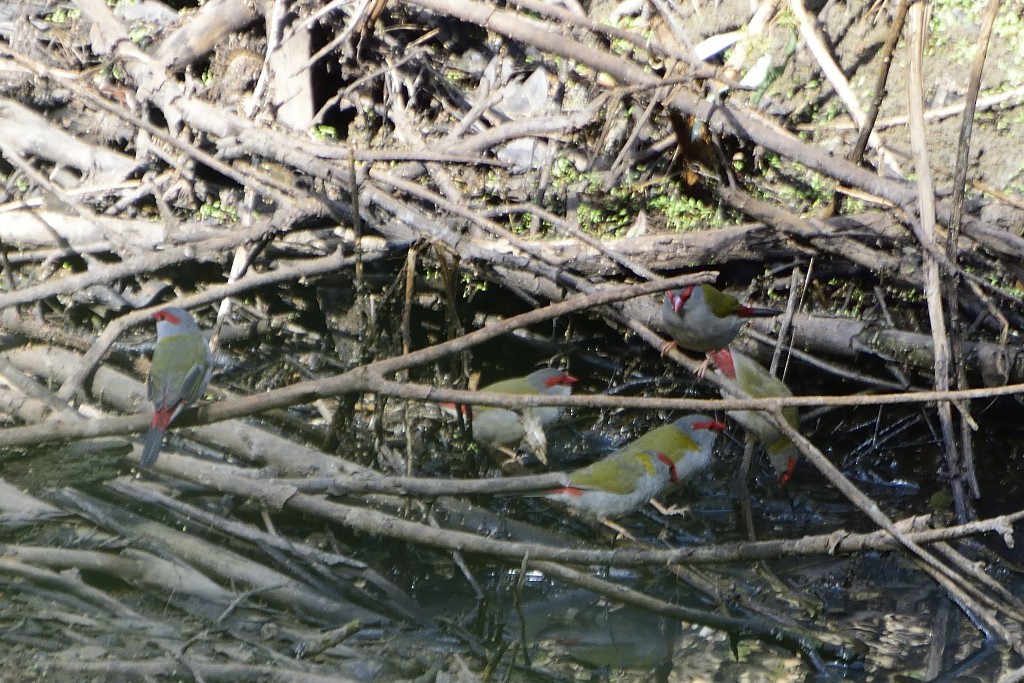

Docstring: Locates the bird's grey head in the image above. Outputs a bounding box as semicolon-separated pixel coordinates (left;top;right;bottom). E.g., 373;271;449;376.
152;307;201;337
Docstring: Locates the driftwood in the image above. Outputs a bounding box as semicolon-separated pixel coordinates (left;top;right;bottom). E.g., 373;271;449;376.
1;0;1024;679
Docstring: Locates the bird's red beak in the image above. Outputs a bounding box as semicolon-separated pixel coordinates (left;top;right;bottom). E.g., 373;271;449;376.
668;286;694;313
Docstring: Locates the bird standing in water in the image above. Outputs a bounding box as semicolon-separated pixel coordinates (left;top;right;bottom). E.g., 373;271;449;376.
543;414;726;523
440;368;578;464
709;347;800;484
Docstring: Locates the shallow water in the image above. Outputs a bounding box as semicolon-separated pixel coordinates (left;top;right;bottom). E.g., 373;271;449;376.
397;370;1024;681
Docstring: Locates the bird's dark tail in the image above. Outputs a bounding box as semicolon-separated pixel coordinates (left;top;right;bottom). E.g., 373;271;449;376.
140;427;165;467
739;306;782;318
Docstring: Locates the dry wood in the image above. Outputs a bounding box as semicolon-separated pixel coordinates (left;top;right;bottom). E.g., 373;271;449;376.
2;0;1024;676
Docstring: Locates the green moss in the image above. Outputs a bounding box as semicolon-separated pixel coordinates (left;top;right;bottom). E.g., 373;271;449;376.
311;125;339;141
648;191;720;232
197;201;238;224
45;6;81;23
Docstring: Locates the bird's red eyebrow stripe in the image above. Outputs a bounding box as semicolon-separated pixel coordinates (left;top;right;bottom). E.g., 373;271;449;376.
153;310;182;324
545;374;579;387
693;419;727;431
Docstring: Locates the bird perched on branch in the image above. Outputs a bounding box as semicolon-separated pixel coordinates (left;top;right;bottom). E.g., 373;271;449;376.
141;307;212;467
440;368;578;461
709;347;800;484
662;284;780;376
543;414;726;520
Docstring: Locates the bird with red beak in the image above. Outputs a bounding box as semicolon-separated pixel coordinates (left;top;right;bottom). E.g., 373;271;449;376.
663;283;780;376
442;368;581;454
141;307;212;467
543;414;727;519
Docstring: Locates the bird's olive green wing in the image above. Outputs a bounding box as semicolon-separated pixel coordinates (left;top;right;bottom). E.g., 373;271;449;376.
702;283;743;316
735;354;793;400
480;376;532;395
568;452;653;494
615;425;697;462
149;333;210;407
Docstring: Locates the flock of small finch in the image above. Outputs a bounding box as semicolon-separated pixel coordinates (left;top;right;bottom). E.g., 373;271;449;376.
142;284;797;524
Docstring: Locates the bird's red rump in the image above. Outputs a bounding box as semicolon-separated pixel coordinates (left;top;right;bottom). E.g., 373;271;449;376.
439;402;472;416
736;306;781;319
152;309;182;324
547;486;583;497
150;407;177;431
707;348;735;379
544;373;579;388
694;419;728;432
656;452;679;484
779;456;796;486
